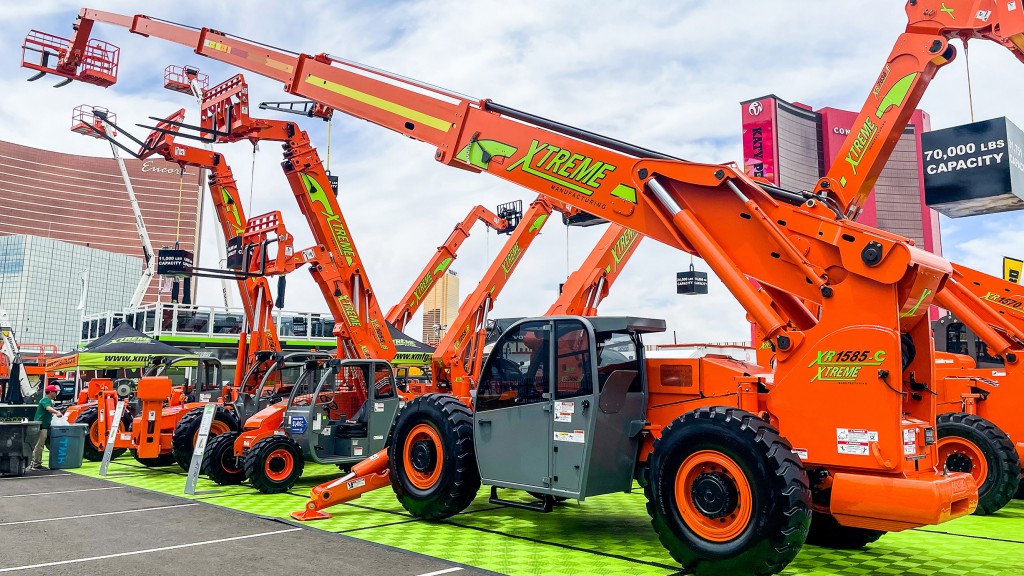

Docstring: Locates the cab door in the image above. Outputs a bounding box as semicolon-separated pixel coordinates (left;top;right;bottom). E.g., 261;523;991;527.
474;320;553;490
549;319;598;498
365;362;400;454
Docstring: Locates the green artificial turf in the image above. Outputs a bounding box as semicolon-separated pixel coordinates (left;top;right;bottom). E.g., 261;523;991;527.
69;457;1024;575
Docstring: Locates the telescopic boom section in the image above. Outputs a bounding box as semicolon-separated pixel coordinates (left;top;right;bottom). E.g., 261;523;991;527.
192;75;396;360
433;198;562;402
386;204;512;332
546;224;642;316
821;0;1024;217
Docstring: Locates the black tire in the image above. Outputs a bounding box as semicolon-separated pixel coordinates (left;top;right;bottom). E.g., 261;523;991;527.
244;435;304;494
805;512;884;549
131;449;177;467
171;406;240;471
388;393;480;520
937;412;1020;515
202;431;246;485
646;406;811;576
76;406;132;462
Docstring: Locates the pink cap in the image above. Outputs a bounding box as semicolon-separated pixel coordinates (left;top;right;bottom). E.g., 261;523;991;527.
45;385;61;393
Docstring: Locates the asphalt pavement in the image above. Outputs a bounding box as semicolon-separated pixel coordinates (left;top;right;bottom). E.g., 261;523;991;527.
0;469;486;576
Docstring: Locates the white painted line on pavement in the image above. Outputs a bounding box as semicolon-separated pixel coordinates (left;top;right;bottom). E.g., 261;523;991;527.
0;473;71;480
0;503;199;526
415;569;463;576
0;528;302;572
0;486;123;498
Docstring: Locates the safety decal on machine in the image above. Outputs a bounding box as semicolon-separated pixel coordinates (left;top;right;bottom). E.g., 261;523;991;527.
373;402;385;412
554;401;574;423
903;428;917;455
313;413;323;431
554;430;585;443
119;433;131;442
354;446;364;456
347;478;366;490
836;428;877;455
792;448;808;460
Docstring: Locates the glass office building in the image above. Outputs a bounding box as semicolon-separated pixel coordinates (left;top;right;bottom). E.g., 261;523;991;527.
0;235;141;351
739;95;941;255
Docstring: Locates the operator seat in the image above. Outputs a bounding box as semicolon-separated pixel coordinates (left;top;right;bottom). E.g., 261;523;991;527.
334;399;368;438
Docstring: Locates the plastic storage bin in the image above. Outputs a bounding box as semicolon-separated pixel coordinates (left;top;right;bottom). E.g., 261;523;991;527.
0;421;41;476
48;423;87;469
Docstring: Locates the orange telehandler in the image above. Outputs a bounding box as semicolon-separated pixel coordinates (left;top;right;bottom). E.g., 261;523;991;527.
782;0;1024;514
22;9;988;574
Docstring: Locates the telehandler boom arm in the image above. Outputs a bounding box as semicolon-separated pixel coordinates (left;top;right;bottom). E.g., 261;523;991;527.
387;204;513;333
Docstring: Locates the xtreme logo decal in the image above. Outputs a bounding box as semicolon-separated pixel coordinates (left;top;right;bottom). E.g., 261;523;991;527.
611;228;640;271
302;173;356;266
506;139;618;195
337;294;361;328
808;350;886;382
410;257;454;309
220;186;243;235
455;138;637;211
842;72;917;182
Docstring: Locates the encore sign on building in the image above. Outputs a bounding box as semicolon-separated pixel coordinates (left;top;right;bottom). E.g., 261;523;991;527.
922;117;1024;217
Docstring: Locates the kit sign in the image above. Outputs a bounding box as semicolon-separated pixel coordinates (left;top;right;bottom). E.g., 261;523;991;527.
922;117;1024;217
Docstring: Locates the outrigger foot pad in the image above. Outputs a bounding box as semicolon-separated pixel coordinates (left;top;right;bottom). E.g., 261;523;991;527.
291;507;332;521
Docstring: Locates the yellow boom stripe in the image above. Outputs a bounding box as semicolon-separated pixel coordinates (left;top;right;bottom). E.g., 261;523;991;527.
305;74;451;132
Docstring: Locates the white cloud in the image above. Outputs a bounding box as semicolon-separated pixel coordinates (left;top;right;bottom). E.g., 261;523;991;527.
2;1;1022;347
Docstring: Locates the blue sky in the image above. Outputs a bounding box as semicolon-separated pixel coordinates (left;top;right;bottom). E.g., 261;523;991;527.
1;1;1021;344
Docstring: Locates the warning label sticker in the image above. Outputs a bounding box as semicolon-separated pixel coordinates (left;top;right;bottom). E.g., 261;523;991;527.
903;428;917;455
836;428;877;456
554;430;585;443
792;448;808;460
554;401;574;423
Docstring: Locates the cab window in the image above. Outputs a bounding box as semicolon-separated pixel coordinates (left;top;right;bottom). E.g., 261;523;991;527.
596;331;641;392
476;321;550;411
554;320;593;400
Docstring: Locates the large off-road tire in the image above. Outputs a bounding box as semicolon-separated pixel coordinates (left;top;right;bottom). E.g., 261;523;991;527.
937;412;1020;515
131;449;177;467
646;406;811;576
244;435;304;494
805;512;884;549
387;394;480;520
171;406;240;471
76;406;133;462
202;431;246;485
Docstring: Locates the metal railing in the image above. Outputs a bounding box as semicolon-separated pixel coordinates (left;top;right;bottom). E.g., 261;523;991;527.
80;302;337;346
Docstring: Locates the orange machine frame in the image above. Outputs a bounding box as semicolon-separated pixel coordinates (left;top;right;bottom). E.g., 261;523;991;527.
23;4;982;542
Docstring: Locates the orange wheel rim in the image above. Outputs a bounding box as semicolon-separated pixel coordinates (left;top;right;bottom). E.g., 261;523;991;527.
265;448;295;482
938;436;988;485
90;418;125;446
675;450;753;542
195;420;231;445
89;420;102;446
403;423;444;490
